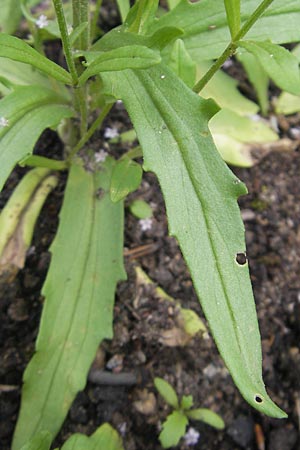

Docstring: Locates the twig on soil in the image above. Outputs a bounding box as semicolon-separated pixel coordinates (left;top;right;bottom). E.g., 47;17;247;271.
88;370;137;386
0;384;19;392
124;243;160;259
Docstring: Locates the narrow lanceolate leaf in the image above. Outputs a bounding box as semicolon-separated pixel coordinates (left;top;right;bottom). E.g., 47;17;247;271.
0;34;72;85
167;39;196;88
101;65;286;418
116;0;130;22
12;160;126;449
154;377;179;409
20;431;52;450
224;0;241;38
79;45;161;85
186;408;225;429
0;85;73;192
238;40;300;96
151;0;300;61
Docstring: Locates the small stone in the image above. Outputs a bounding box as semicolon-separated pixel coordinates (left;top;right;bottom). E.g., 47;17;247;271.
227;415;254;448
7;299;28;322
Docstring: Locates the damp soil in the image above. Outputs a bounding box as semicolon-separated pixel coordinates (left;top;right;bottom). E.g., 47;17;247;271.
1;5;300;450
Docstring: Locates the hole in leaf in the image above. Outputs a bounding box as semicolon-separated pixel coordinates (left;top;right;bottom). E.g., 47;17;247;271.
235;252;247;265
254;394;264;404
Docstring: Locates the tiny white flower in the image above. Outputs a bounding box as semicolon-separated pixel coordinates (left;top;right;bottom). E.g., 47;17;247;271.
67;24;73;35
95;150;108;163
139;218;153;232
0;117;9;128
104;127;119;139
118;422;127;436
184;427;200;446
36;14;49;29
222;58;233;69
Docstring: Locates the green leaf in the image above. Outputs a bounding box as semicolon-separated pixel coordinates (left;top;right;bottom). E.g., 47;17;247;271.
180;395;193;410
152;0;300;62
0;34;72;85
0;58;70;99
186;408;225;430
69;21;89;47
166;39;196;88
129;199;152;219
116;0;130;22
196;61;259;115
20;431;52;450
237;51;269;115
224;0;241;38
0;86;73;193
12;160;126;449
91;27;183;53
61;424;124;450
126;0;159;34
238;40;300;96
159;411;188;448
110;157;142;202
79;45;161;85
154;377;179;408
101;64;286;419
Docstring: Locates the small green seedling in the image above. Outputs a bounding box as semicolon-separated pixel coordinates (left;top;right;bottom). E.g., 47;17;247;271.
154;377;224;448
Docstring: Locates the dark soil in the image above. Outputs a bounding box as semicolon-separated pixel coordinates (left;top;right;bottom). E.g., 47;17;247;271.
1;4;300;450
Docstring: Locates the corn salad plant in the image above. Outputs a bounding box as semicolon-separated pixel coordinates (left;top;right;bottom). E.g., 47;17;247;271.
1;0;300;448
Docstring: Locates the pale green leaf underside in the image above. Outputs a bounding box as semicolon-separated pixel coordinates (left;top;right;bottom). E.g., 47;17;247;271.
0;34;72;85
102;64;286;418
12;161;126;450
0;86;73;192
239;40;300;96
152;0;300;61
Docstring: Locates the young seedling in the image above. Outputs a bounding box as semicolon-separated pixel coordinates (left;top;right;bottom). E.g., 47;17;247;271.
154;377;224;448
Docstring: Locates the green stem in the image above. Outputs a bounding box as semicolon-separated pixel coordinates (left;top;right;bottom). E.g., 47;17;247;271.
73;0;90;50
52;0;78;85
68;104;113;161
121;146;143;160
192;0;275;93
19;155;68;171
90;0;103;42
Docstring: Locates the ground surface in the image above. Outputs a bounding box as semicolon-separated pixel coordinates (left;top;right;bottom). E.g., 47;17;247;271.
1;3;300;450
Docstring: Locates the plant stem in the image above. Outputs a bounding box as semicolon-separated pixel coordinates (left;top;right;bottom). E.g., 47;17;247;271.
68;103;113;161
52;0;78;85
193;0;275;93
90;0;103;42
19;155;68;171
121;146;143;160
73;0;90;50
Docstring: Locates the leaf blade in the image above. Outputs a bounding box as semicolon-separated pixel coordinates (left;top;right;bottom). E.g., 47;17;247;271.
0;34;72;85
0;86;73;192
12;160;126;449
101;65;286;418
